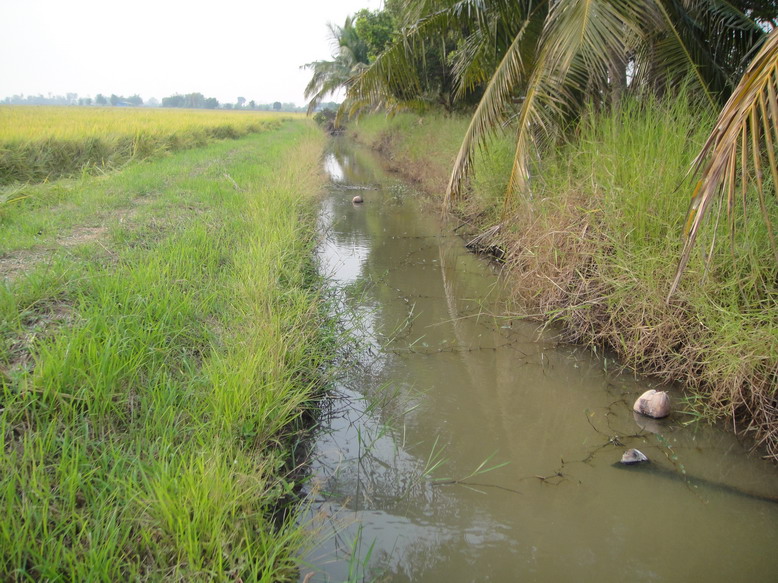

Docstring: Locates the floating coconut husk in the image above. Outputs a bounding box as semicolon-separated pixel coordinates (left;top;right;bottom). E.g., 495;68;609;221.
633;389;671;419
620;448;649;464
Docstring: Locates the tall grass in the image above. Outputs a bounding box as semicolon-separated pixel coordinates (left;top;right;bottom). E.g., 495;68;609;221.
0;106;302;185
0;121;330;578
349;97;778;459
516;98;776;431
351;112;469;195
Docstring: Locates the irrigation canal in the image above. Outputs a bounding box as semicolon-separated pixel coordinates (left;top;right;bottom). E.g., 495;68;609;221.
298;138;778;582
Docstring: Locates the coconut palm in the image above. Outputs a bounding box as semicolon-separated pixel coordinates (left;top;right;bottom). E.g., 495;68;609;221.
346;0;764;210
303;17;370;114
669;26;778;298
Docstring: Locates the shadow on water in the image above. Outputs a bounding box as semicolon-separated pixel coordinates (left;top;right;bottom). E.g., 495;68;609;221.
298;138;778;583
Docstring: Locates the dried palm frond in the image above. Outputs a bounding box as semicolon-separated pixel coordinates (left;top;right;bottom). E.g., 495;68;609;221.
669;27;778;299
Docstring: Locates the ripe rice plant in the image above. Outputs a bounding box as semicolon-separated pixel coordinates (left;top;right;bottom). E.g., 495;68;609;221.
0;106;302;185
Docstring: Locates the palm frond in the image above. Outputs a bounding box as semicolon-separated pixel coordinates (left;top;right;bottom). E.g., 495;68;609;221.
451;25;501;99
669;26;778;299
632;1;761;103
347;0;534;114
303;56;359;114
500;0;645;209
443;15;537;207
451;1;547;100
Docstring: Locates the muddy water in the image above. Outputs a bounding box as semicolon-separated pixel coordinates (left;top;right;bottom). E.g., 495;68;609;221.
300;139;778;582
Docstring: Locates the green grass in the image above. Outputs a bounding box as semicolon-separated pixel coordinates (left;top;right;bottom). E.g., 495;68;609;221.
348;97;778;458
0;120;330;579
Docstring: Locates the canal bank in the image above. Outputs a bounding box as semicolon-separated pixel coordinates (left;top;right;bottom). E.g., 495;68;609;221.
345;105;778;464
298;138;778;582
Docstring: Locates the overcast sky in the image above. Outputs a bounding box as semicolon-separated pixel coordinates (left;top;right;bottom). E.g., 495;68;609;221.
0;0;381;106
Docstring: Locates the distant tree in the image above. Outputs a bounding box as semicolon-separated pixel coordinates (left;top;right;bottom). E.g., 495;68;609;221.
248;100;256;109
147;97;160;107
273;101;282;111
95;94;108;106
184;92;205;108
319;101;340;111
126;94;143;106
78;97;93;106
204;97;219;109
109;94;120;106
236;96;246;109
66;92;78;105
162;94;185;107
223;103;233;109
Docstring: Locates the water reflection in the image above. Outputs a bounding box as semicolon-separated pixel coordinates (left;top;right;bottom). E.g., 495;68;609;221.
323;153;345;182
300;139;778;583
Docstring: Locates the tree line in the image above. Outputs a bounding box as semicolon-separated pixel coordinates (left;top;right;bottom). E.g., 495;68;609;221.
1;92;305;112
1;93;142;107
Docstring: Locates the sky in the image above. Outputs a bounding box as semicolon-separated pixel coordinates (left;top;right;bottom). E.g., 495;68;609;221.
0;0;381;106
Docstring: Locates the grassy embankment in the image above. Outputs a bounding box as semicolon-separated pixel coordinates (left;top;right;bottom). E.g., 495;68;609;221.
0;106;302;186
0;117;330;579
349;98;778;459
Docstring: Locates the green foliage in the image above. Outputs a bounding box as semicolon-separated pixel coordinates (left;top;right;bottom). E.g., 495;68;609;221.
312;107;337;128
345;0;776;294
355;8;396;62
346;0;768;209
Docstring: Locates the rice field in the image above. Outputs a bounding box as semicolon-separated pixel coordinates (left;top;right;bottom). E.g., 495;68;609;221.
0;106;303;185
0;111;332;578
